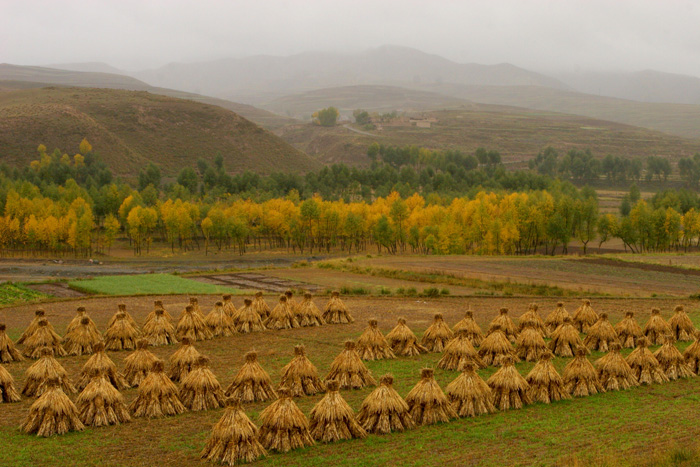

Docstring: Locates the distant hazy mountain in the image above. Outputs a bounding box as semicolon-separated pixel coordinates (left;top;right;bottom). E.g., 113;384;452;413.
133;45;568;104
48;62;126;75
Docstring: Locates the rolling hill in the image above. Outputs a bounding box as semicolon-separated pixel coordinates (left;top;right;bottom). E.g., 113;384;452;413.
0;86;319;177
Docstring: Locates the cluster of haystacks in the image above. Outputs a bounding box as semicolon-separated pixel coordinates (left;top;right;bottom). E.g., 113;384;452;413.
21;377;84;437
387;318;428;356
668;305;695;342
22;348;75;397
265;296;299;330
643;308;672;345
225;351;277;403
487;356;531;410
478;330;518;366
562;348;604;397
201;398;267;466
23;319;66;359
123;340;159;387
626;337;669;385
205;302;235;337
405;368;457;425
548;317;586;358
257;387;315;453
177;305;213;342
64;317;102;356
453;310;484;346
526;352;570;404
77;342;128;390
234;299;267;333
76;368;131;427
437;330;484;370
143;307;178;346
421;314;454;352
130;360;185;418
326;341;377;389
356;319;395;361
279;345;325;397
168;337;202;382
295;293;325;327
322;291;354;324
0;364;21;403
616;312;643;349
545;302;570;335
488;308;518;343
356;374;415;434
572;300;599;333
104;312;140;351
594;342;639;391
0;324;23;363
180;356;226;411
517;304;546;337
584;313;619;352
653;336;696;380
445;362;495;417
515;326;548;362
683;331;700;374
308;380;367;442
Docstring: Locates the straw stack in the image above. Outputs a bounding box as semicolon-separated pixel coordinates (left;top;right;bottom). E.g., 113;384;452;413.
253;291;271;319
653;335;696;380
0;364;21;403
478;330;518;366
265;296;299;330
517;303;546;337
144;300;173;327
545;302;570;335
107;303;138;329
285;290;299;317
643;308;672;345
22;348;75;397
0;324;23;363
486;356;531;410
168;337;203;382
625;337;669;385
143;307;178;346
488;308;518;343
66;307;97;334
200;398;267;466
668;305;695;342
64;317;102;356
234;299;267;333
405;368;457;425
683;330;700;374
453;310;484;346
177;305;213;342
562;347;604;397
572;299;599;333
322;291;354;324
526;352;570;404
77;342;128;391
309;380;367;443
180;356;226;411
225;351;277;403
583;313;619;353
615;312;643;349
356;374;415;434
205;301;236;337
515;326;548;362
445;362;495;417
23;319;66;359
123;339;159;387
104;312;140;351
295;293;324;327
548;317;586;358
594;342;639;391
356;319;396;361
222;294;238;319
437;330;485;370
279;344;325;397
130;360;186;418
257;387;315;453
421;313;454;352
386;318;428;356
76;368;131;427
21;377;84;437
189;297;205;319
325;341;377;389
17;309;53;345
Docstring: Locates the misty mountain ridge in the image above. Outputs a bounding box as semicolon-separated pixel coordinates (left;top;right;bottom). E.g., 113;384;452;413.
48;62;126;75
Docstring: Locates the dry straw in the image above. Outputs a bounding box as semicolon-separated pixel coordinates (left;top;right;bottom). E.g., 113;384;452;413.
64;317;102;356
487;356;531;410
488;308;518;343
144;300;173;327
168;337;203;382
107;303;138;329
285;290;299;318
21;377;85;437
130;360;186;418
594;342;639;391
295;293;324;327
515;326;548;362
0;363;21;403
180;356;226;411
668;305;695;342
257;386;315;453
544;302;570;335
357;319;396;361
405;368;457;425
615;312;643;349
17;309;52;345
189;297;205;319
77;342;128;391
526;352;570;404
572;299;599;333
265;295;299;330
438;330;485;370
200;397;267;466
625;337;669;385
548;317;586;358
356;374;415;434
445;362;496;417
76;368;131;427
0;323;23;363
453;310;484;346
123;339;159;387
653;335;696;380
518;303;546;337
253;291;271;319
234;299;267;333
142;307;178;346
177;305;214;342
222;294;238;319
66;307;97;334
322;291;354;324
643;308;672;345
386;318;428;356
421;313;454;352
104;312;140;351
225;351;278;403
326;341;377;389
279;344;325;397
23;318;67;359
562;347;604;397
309;380;367;443
683;330;700;374
22;348;76;397
478;329;518;367
583;313;619;353
205;301;236;337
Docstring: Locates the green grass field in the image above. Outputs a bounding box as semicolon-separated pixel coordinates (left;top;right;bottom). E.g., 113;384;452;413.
0;283;46;305
68;273;244;296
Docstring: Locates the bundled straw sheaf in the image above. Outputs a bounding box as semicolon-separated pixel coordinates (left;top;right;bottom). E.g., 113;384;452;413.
583;313;619;353
168;337;203;382
421;313;454;352
77;342;128;390
357;319;396;361
123;339;159;387
201;398;267;466
487;356;531;410
615;312;643;349
22;319;66;358
66;307;97;334
107;303;138;329
572;299;599;333
683;331;700;374
295;293;324;327
21;378;84;437
544;302;570;335
478;329;518;367
386;318;428;356
17;309;52;345
284;290;299;316
222;294;238;319
0;364;21;403
668;305;696;342
104;312;140;351
225;351;277;403
265;296;299;330
643;308;672;345
253;291;271;319
488;308;518;343
189;297;205;319
142;307;178;346
205;301;236;337
437;330;485;370
445;362;495;417
625;337;669;385
594;342;639;391
177;305;214;342
653;335;696;380
548;317;586;358
130;360;186;418
234;299;267;333
357;374;415;434
515;326;548;362
180;356;226;411
144;300;173;327
517;304;546;337
309;380;367;443
562;347;604;397
279;345;325;397
0;324;23;363
405;368;457;425
525;352;570;404
64;317;102;356
22;347;76;397
453;310;484;346
257;387;315;453
76;369;131;427
322;291;354;324
325;341;377;389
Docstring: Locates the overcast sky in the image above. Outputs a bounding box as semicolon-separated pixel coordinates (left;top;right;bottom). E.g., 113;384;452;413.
1;0;699;76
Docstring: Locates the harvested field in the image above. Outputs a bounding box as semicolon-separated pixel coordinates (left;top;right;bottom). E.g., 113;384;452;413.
190;272;323;293
24;282;85;298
